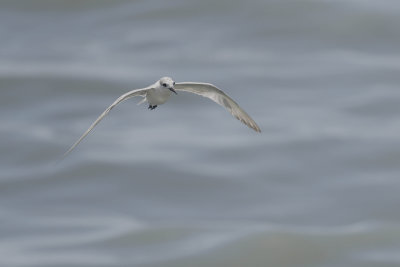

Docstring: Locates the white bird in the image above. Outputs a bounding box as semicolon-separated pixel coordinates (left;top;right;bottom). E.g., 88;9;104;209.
64;77;261;156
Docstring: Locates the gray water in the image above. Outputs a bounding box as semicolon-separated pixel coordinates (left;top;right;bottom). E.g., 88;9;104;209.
1;0;400;266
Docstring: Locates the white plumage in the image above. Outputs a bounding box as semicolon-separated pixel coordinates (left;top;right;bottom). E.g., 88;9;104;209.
64;77;261;156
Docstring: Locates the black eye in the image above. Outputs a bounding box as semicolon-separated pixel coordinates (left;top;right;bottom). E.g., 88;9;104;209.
173;82;175;85
162;83;167;87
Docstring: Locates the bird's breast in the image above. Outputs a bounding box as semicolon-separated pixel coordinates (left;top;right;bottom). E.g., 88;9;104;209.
146;88;171;105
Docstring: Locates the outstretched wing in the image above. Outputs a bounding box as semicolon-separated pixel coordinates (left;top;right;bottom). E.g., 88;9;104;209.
174;82;261;132
64;87;150;157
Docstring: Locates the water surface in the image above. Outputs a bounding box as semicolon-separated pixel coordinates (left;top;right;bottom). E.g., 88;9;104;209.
1;1;400;266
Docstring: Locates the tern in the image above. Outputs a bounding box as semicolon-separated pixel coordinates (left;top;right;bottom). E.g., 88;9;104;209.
64;77;261;156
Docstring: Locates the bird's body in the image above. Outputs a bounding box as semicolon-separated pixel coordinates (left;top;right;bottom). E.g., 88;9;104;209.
146;86;173;106
64;77;261;156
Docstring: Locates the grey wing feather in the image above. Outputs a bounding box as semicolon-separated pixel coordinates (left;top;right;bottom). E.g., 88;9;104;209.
63;87;149;157
174;82;261;132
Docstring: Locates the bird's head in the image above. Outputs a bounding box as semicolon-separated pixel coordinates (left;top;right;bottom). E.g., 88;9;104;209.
159;77;177;94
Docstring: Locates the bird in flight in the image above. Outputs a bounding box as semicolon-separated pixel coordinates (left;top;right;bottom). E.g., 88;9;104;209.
64;77;261;156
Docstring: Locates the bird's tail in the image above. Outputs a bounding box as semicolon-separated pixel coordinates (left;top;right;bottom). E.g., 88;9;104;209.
137;97;147;105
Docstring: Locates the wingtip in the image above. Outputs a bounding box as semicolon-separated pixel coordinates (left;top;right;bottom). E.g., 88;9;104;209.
246;120;261;133
252;125;262;133
62;147;74;159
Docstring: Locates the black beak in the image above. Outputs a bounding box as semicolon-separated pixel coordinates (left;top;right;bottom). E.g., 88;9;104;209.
169;88;177;95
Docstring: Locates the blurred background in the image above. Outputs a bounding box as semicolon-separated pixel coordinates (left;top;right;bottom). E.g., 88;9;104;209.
1;0;400;266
